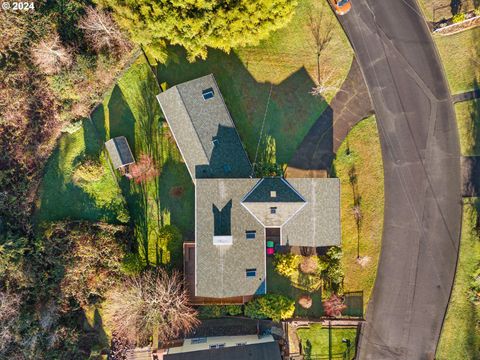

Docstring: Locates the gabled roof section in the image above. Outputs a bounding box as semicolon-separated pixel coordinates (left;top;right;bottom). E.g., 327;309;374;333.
242;177;306;203
282;178;341;247
105;136;135;169
156;74;252;182
241;178;306;227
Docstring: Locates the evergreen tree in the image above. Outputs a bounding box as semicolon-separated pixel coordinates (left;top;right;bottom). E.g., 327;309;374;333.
96;0;298;62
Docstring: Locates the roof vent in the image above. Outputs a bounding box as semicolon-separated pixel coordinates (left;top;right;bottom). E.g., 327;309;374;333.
202;87;215;100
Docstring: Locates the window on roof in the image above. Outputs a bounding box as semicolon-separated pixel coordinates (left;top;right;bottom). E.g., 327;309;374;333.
270;207;277;214
202;87;215;100
246;268;257;277
209;344;225;349
270;191;277;198
246;230;256;239
236;342;247;346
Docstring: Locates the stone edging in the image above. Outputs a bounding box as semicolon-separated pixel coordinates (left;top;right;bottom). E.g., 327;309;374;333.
434;15;480;35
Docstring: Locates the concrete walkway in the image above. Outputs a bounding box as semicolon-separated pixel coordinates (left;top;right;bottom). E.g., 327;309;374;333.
452;88;480;103
286;57;373;177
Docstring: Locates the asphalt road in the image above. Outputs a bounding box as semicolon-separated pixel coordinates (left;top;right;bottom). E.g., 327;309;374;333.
336;1;463;359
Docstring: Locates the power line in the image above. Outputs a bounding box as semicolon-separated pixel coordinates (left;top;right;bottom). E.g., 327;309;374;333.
251;84;273;176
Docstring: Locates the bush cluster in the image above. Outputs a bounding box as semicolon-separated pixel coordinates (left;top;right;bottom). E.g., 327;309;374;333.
244;294;295;322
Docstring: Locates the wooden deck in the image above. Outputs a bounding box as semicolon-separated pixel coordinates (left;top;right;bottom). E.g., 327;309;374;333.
183;242;253;305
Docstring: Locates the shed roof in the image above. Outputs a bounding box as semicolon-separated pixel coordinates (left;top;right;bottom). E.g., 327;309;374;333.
156;74;252;182
105;136;135;169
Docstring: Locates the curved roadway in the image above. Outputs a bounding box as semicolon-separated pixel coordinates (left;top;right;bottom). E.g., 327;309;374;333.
336;1;462;359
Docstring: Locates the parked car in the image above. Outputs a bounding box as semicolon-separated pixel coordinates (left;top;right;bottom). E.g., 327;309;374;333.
330;0;352;15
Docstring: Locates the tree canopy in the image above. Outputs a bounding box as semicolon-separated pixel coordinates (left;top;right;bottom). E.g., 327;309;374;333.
96;0;298;62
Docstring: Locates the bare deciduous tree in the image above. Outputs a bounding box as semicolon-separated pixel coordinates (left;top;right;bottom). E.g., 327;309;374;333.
307;7;342;98
32;35;72;75
0;291;21;353
78;7;131;54
309;65;342;98
105;270;199;346
307;8;333;84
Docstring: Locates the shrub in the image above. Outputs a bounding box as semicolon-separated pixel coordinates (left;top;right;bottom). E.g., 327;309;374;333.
274;253;300;277
244;294;295;322
322;294;347;317
73;159;104;183
300;256;319;274
198;305;243;318
225;305;243;316
121;253;146;275
298;295;313;309
474;8;480;17
198;305;227;319
452;13;466;23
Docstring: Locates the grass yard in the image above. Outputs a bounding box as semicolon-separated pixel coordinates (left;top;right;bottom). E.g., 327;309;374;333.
266;257;324;318
455;99;480;155
91;56;194;266
157;0;352;165
35;119;128;225
36;55;194;269
437;199;480;360
333;117;384;306
434;27;480;95
296;324;357;359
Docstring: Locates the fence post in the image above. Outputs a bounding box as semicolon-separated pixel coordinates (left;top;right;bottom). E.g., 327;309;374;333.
328;320;332;360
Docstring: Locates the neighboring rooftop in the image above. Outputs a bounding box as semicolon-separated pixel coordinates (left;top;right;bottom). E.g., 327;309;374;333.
163;336;281;360
105;136;135;169
156;74;252;181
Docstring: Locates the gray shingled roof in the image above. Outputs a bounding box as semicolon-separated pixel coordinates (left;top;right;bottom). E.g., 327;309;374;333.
105;136;135;169
156;74;252;181
283;178;341;247
196;179;266;298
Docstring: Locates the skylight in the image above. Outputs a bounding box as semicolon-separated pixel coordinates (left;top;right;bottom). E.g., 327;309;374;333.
246;268;257;277
202;87;215;100
270;191;277;198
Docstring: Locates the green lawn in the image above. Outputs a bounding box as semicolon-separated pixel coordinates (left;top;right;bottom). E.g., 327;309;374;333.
437;200;480;360
296;324;357;359
266;257;324;318
434;27;480;95
35;119;127;225
91;57;194;266
157;0;352;165
36;55;194;268
455;99;480;155
333;117;384;306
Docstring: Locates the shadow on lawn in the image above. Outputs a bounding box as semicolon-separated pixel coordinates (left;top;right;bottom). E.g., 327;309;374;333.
157;46;331;167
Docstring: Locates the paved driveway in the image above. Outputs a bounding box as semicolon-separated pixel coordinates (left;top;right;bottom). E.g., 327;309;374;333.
336;1;462;359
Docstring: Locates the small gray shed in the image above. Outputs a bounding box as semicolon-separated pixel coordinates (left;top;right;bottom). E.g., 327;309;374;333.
105;136;135;170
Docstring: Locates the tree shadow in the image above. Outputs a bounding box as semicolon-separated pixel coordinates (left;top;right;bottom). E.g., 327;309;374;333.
108;84;136;154
304;339;313;359
90;103;107;145
157;46;328;165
